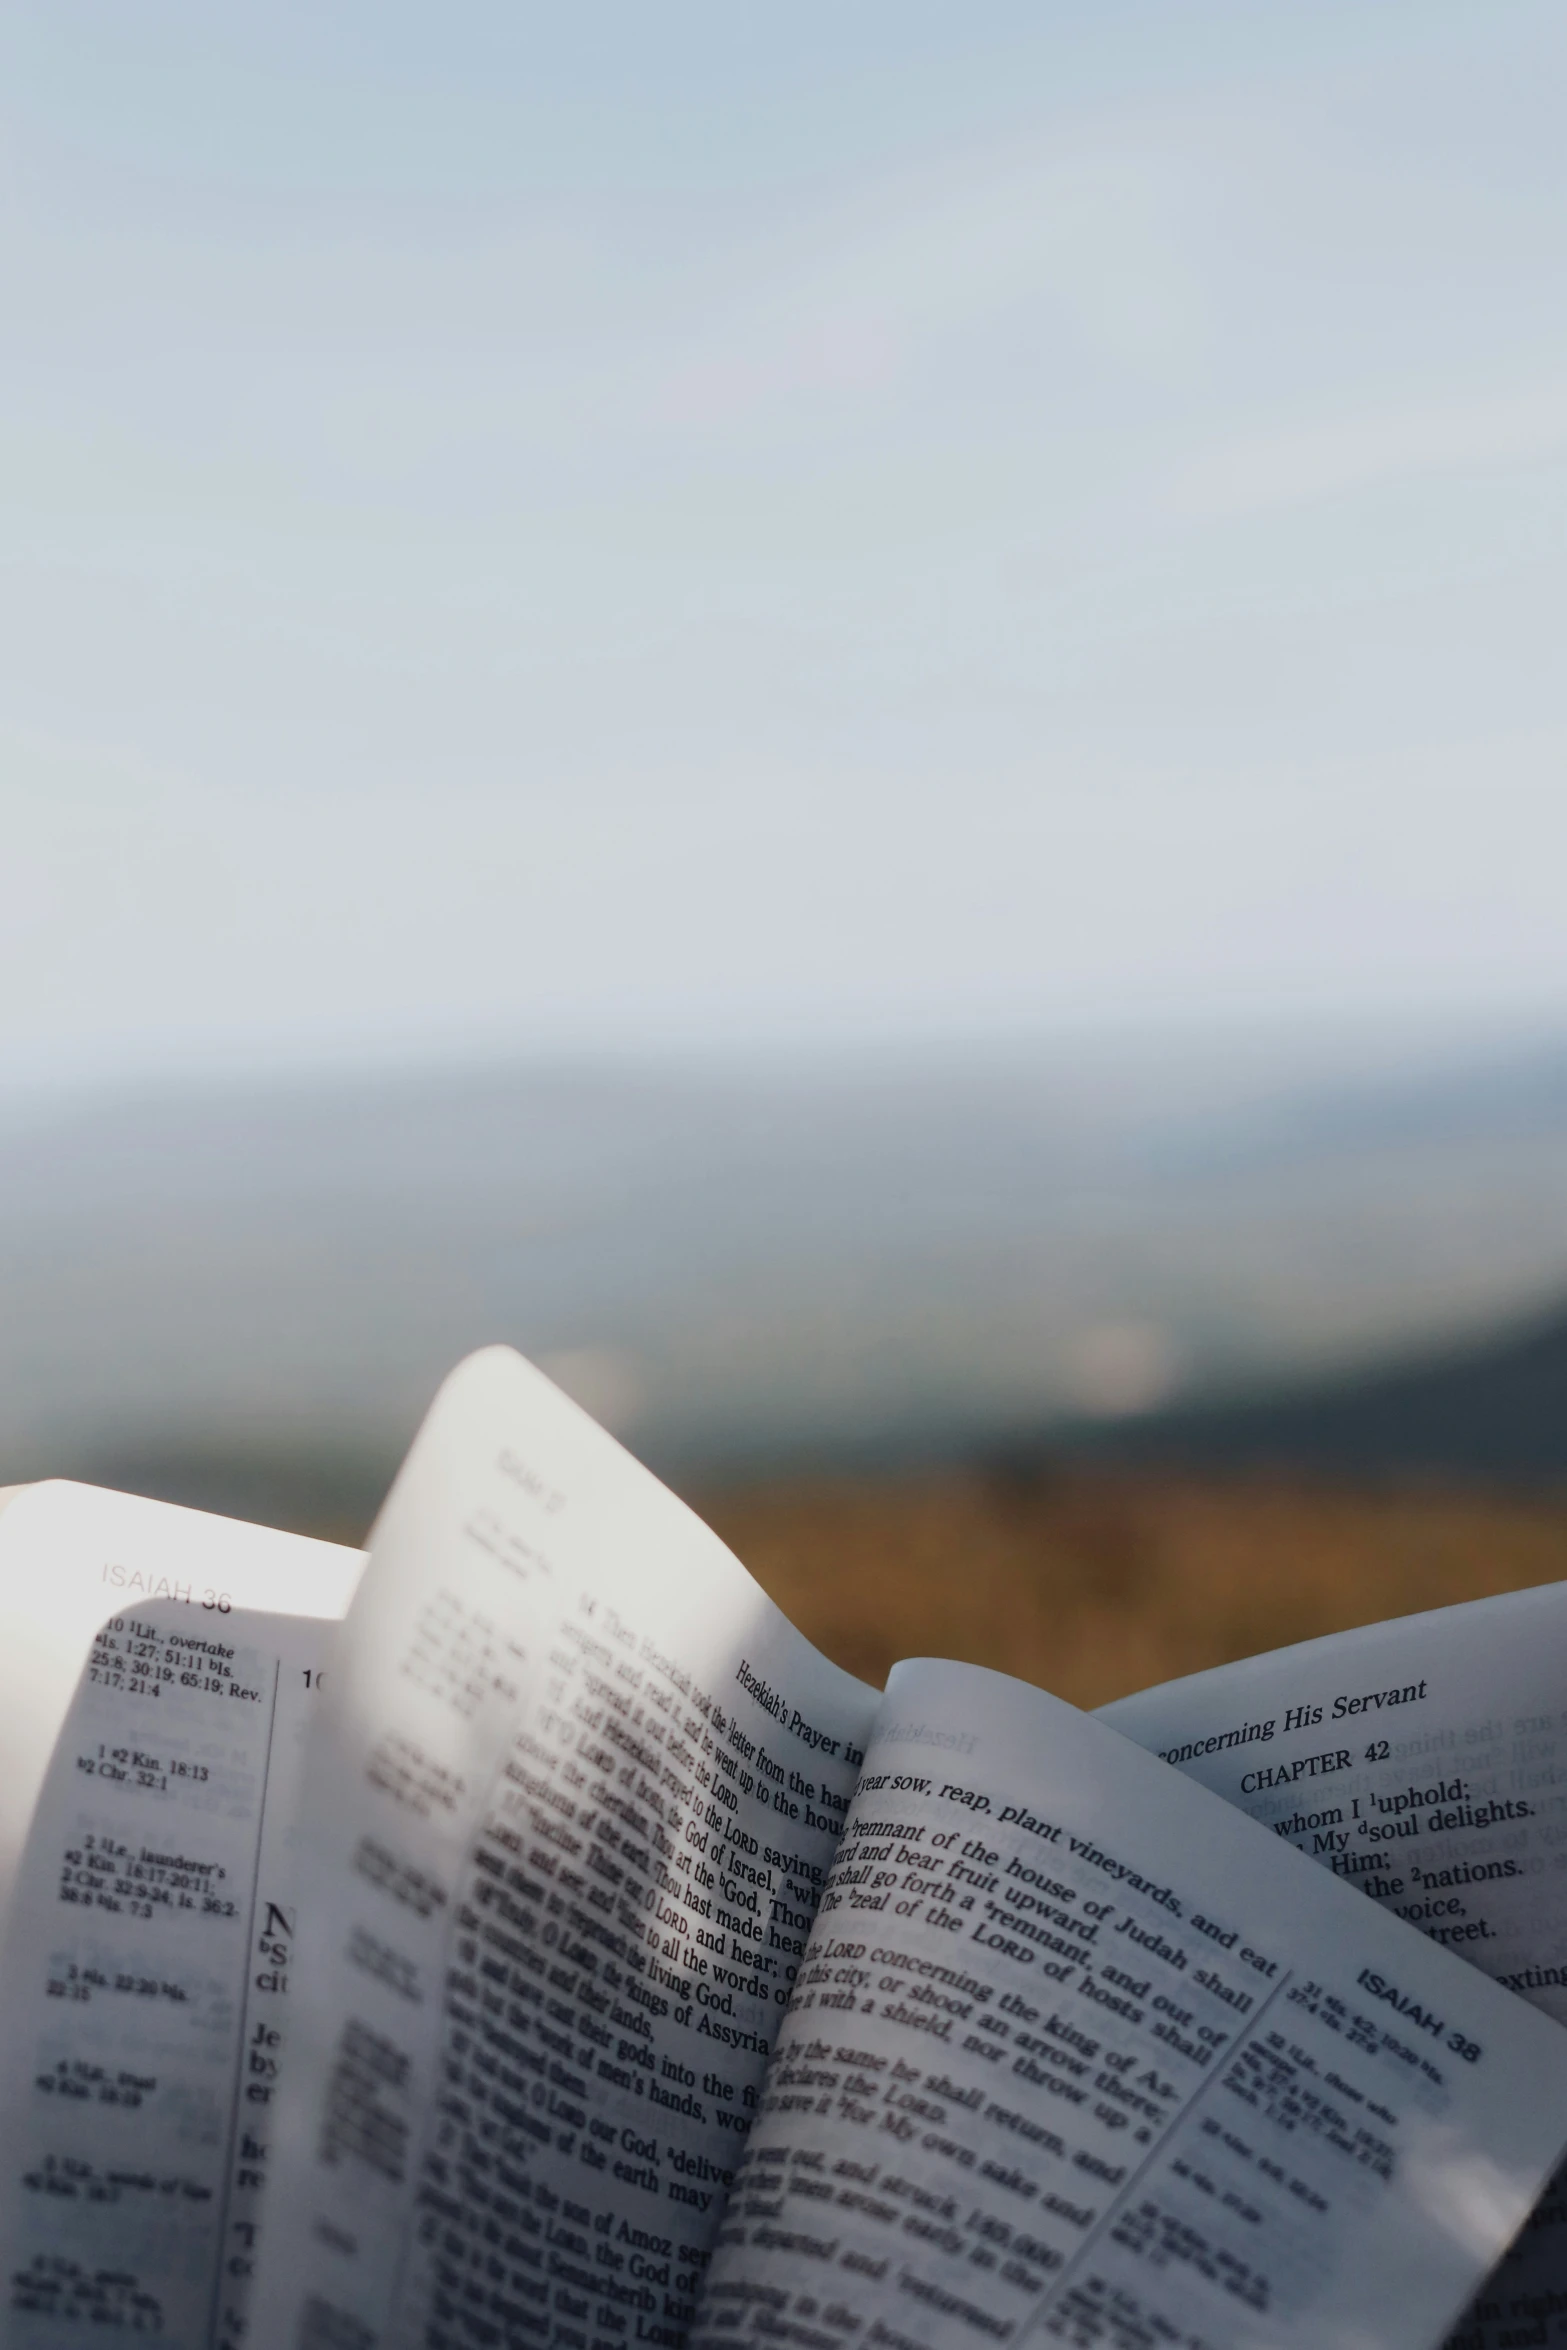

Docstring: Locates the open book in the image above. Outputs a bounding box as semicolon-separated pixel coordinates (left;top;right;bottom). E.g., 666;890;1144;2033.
3;1351;1567;2350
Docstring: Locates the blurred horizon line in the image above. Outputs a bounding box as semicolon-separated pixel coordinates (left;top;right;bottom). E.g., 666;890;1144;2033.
8;999;1567;1122
6;1018;1567;1521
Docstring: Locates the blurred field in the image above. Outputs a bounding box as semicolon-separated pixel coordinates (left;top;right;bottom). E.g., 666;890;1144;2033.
694;1467;1567;1708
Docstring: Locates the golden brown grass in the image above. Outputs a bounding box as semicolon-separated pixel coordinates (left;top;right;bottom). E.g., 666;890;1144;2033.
692;1467;1567;1710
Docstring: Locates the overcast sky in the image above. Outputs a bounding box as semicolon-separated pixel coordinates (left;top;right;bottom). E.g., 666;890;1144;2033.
3;2;1566;1092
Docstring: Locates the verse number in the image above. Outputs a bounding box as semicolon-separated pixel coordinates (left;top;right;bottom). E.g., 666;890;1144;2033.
1364;1740;1390;1763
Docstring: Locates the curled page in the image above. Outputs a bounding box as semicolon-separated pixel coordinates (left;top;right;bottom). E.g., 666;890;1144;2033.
1097;1585;1567;2022
695;1660;1567;2350
248;1348;879;2350
1098;1584;1567;2347
0;1483;363;2349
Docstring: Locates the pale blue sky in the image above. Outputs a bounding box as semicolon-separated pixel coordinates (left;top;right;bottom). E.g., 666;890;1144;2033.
4;3;1566;1089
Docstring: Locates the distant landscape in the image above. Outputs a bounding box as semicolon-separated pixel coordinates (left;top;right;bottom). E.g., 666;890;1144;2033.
5;1027;1567;1510
702;1463;1567;1711
5;1029;1567;1697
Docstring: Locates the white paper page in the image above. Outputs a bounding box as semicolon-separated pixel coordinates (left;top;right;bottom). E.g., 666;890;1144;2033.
1097;1583;1567;2347
0;1484;360;1938
248;1347;881;2350
1096;1586;1567;2020
0;1483;363;2349
693;1658;1567;2350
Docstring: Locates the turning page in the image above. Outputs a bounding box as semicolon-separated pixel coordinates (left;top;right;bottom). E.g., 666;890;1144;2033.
0;1482;363;2349
1099;1584;1567;2347
248;1348;880;2350
695;1658;1567;2350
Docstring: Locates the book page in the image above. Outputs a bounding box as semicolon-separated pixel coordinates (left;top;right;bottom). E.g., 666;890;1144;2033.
0;1482;363;2349
693;1658;1567;2350
248;1347;880;2350
1098;1583;1567;2346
